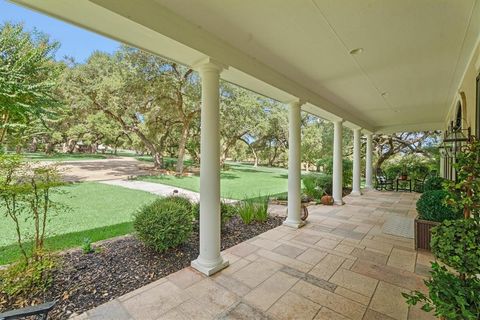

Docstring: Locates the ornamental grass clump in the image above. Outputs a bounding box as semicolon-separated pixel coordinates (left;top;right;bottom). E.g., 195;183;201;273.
238;197;269;224
133;197;193;252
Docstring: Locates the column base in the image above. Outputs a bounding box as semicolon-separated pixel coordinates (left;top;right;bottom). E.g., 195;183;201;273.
364;185;373;191
334;199;345;205
191;257;229;276
283;219;306;229
350;190;362;196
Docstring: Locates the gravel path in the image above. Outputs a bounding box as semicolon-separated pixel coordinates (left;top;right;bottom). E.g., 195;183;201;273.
100;179;201;201
100;179;236;202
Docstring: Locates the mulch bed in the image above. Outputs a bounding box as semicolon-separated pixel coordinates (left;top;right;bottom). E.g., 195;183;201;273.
0;216;284;319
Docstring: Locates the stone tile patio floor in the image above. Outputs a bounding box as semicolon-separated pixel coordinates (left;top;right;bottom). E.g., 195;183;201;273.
73;190;437;320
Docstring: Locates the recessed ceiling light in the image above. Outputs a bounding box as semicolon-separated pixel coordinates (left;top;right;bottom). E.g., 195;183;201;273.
349;48;364;55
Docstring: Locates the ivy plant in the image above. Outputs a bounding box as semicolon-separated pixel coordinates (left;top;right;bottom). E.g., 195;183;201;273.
431;218;480;275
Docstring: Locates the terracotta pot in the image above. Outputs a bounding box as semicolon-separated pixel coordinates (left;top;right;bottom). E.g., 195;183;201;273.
320;195;334;205
414;217;440;251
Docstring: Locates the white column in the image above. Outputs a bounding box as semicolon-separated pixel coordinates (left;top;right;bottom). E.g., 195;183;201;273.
332;120;344;205
351;128;362;196
191;59;228;276
365;132;373;189
284;100;305;228
439;156;445;178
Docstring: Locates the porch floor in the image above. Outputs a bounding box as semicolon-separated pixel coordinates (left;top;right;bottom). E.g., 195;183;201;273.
73;190;436;320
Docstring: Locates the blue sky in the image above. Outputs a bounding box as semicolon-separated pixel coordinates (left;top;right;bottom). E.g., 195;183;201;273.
0;0;120;62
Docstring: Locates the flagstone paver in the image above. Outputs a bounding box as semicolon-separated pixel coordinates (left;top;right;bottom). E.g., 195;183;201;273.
72;190;434;320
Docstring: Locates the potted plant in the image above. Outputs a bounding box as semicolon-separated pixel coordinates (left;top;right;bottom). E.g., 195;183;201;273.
404;139;480;319
414;189;461;250
404;219;480;319
320;189;333;205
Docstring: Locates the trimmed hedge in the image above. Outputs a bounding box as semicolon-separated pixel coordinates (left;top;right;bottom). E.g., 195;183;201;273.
416;190;461;222
133;198;193;252
424;176;447;192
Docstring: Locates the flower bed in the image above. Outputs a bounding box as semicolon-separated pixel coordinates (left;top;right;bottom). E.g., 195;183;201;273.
0;216;284;319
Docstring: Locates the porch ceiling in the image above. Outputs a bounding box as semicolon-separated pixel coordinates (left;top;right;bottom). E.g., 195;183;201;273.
12;0;480;133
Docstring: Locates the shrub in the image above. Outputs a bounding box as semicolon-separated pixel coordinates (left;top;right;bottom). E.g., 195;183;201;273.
416;190;461;222
403;262;480;320
424;176;446;192
133;198;193;252
302;173;332;200
317;157;351;188
0;255;56;297
220;202;239;225
163;195;193;213
82;237;94;254
430;219;480;275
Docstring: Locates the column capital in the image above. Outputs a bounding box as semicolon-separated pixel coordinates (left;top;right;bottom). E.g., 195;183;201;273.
192;57;228;74
286;99;304;108
362;130;373;136
332;118;344;125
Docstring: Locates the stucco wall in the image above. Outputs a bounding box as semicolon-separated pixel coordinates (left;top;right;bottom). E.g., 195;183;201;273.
445;42;480;134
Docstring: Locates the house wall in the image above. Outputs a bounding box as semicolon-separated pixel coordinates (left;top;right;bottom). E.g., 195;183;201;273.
444;42;480;133
442;41;480;180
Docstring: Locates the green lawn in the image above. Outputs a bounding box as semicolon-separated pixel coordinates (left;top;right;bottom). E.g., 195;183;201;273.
22;152;108;161
138;162;289;200
0;182;157;264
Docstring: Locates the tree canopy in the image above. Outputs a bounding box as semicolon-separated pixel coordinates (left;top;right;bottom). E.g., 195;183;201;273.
0;23;441;177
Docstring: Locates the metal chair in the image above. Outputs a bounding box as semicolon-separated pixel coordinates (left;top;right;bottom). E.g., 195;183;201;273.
375;169;394;191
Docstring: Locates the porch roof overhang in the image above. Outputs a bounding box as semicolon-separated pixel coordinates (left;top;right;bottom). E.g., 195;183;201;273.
11;0;480;134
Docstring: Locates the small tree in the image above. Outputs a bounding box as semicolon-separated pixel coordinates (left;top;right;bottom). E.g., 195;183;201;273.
0;154;64;263
445;139;480;218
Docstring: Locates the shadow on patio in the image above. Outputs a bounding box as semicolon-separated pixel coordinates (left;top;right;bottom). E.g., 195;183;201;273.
73;190;435;320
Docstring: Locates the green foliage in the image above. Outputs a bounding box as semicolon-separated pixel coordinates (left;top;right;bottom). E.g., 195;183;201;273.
424;176;447;192
133;198;193;252
220;202;239;225
237;197;269;224
402;262;480;320
238;201;255;224
81;237;94;254
382;154;433;180
416;190;461;222
317;157;352;187
0;22;61;145
430;219;480;275
302;173;332;199
0;254;56;298
0;154;65;263
191;201;238;227
444;140;480;218
163;195;193;213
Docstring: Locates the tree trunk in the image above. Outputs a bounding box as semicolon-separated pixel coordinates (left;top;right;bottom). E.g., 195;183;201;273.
176;122;190;174
252;148;259;167
153;152;163;169
30;137;38;153
0;112;10;144
45;142;54;154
